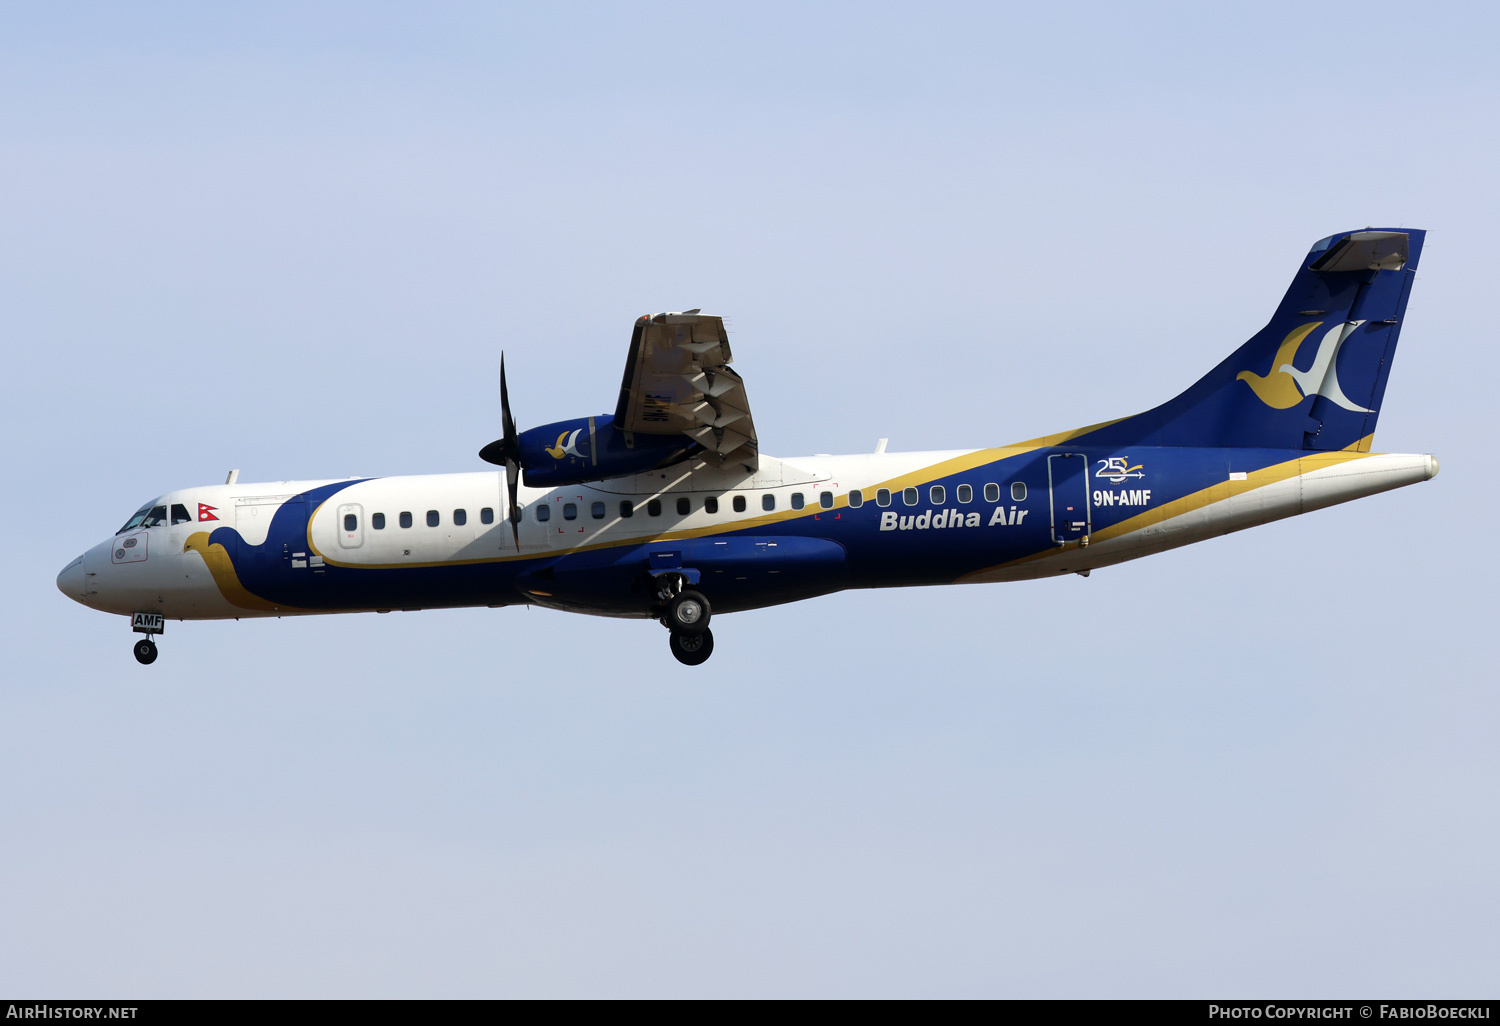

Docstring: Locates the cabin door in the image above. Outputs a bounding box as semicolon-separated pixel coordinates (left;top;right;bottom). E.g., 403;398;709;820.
1047;453;1091;545
336;503;365;549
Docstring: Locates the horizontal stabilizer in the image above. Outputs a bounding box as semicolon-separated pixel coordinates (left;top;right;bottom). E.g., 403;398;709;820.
1308;231;1408;273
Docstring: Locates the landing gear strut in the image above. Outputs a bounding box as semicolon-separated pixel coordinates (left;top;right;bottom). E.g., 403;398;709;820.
133;638;158;665
669;628;714;666
653;574;715;665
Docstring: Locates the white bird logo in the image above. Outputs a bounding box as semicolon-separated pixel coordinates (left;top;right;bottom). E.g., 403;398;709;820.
1237;320;1374;412
545;429;586;460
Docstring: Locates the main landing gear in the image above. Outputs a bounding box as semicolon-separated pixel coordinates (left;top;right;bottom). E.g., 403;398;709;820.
655;575;715;666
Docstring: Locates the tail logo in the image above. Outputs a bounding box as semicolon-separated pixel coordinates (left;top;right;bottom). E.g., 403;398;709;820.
545;429;585;460
1236;321;1374;413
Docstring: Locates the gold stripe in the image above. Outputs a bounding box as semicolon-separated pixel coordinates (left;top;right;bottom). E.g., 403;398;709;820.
308;443;1376;573
305;448;1048;570
956;450;1377;581
205;446;1391;585
1004;416;1129;450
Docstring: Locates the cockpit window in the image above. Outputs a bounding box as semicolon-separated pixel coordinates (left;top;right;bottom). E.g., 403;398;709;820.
171;504;192;525
119;504;169;533
117;506;152;534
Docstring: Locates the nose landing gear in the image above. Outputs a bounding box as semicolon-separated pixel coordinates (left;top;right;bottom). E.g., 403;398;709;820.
129;612;164;665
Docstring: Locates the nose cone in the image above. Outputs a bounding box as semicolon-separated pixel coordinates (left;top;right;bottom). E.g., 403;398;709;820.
57;555;86;600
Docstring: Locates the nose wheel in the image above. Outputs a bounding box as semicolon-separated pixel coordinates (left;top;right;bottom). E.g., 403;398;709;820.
669;627;714;666
133;638;158;665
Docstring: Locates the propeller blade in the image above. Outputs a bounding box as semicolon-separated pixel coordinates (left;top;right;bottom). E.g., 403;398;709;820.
473;354;522;552
500;353;517;454
479;354;523;467
501;356;522;550
506;457;521;553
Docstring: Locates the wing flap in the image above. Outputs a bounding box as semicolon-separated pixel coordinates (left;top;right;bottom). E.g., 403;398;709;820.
616;311;759;471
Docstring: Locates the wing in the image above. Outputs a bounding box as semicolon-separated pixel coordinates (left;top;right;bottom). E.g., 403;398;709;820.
613;310;758;472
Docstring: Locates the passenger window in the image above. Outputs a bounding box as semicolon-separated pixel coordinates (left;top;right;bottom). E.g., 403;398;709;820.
648;498;662;517
563;503;578;521
620;501;634;518
171;504;192;525
481;507;494;525
876;489;891;507
343;514;357;532
957;484;972;503
902;487;918;506
453;509;467;527
676;497;690;515
733;495;746;513
984;483;1000;503
1011;482;1027;501
592;501;606;519
762;494;775;511
427;510;440;527
372;513;386;530
819;491;833;509
141;506;169;528
930;485;945;505
790;492;804;510
536;504;551;522
849;489;863;508
400;512;413;528
705;497;718;514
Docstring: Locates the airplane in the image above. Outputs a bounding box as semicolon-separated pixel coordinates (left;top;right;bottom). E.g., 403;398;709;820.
57;228;1438;667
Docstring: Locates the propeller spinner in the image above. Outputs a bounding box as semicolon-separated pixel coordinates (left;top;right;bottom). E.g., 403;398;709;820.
478;355;522;551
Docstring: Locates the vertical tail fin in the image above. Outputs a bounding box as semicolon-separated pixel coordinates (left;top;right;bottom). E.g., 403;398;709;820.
1070;228;1424;451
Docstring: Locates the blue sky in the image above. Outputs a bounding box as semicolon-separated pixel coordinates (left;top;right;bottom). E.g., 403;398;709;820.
2;1;1496;997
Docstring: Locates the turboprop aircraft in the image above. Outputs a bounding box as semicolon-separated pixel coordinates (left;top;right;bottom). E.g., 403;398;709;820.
57;228;1438;666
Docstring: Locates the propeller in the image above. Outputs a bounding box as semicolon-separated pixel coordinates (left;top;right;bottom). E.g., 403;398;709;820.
478;354;522;551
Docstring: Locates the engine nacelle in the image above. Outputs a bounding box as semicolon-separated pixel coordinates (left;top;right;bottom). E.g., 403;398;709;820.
519;415;699;487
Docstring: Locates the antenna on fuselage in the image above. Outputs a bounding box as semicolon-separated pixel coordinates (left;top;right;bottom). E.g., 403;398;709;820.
225;469;240;485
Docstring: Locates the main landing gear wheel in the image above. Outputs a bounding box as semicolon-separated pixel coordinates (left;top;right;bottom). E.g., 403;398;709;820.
669;628;714;666
133;639;158;665
665;589;711;633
